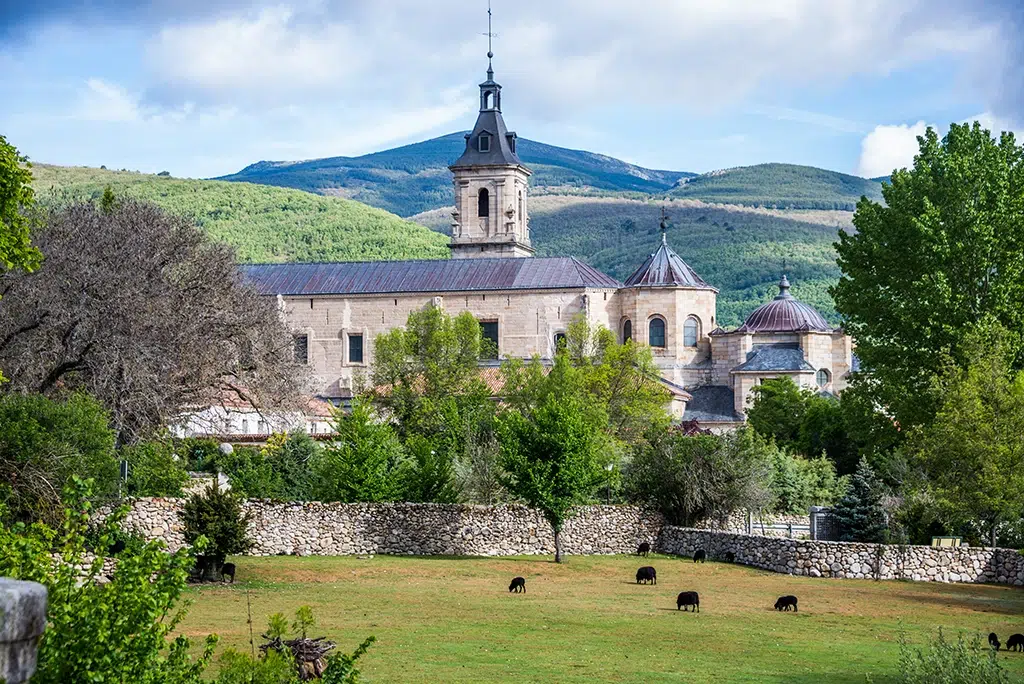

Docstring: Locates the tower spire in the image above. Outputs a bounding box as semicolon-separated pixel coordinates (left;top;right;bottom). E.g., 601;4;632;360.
485;0;496;80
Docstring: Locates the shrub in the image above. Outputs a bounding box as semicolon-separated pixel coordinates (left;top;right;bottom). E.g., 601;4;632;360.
122;438;190;497
314;402;406;502
181;484;252;580
401;435;460;503
768;450;845;514
259;431;319;500
896;629;1009;684
0;392;118;524
832;456;888;542
0;477;217;683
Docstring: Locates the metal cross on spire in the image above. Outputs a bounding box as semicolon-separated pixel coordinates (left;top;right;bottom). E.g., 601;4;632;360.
659;206;670;244
483;0;498;77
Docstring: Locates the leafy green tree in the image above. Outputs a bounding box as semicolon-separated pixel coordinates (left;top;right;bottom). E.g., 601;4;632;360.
0;133;42;275
401;435;461;503
746;377;813;450
831;457;888;542
496;357;605;562
833;122;1024;429
181;484;252;580
768;450;844;514
624;427;774;526
122;438;190;497
258;431;320;500
797;394;858;475
0;478;218;683
314;402;406;502
0;392;118;524
911;323;1024;546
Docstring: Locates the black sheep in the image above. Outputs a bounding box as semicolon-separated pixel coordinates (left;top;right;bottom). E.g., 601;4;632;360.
723;551;736;563
220;562;236;583
990;633;1001;651
774;595;798;612
693;549;707;563
635;566;657;585
676;591;700;612
1007;634;1024;652
637;542;651;557
509;576;526;593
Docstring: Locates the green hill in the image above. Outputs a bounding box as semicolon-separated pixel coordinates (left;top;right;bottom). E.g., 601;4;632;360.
414;196;849;328
217;133;695;216
669;163;883;210
30;165;450;263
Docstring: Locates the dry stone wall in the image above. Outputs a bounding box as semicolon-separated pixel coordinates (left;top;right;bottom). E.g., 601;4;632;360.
114;498;663;557
658;527;1024;586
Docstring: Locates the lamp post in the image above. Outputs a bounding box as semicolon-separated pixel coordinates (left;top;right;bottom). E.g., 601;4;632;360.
604;463;615;505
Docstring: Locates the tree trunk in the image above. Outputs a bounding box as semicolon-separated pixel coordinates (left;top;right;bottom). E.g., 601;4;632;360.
991;521;998;549
554;528;562;563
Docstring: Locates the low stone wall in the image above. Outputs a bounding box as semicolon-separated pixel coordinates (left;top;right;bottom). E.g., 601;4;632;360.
657;527;1024;586
114;498;663;557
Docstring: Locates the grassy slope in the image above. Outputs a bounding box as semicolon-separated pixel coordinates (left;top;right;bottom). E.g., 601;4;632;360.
414;196;850;328
180;555;1024;684
670;163;883;210
217;133;695;217
31;165;450;263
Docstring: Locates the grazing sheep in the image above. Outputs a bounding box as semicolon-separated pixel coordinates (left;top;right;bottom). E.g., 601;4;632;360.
693;549;707;563
989;633;1001;651
220;562;236;583
509;576;526;593
774;595;798;612
1007;634;1024;652
635;566;657;585
723;551;735;563
637;542;651;557
676;591;700;612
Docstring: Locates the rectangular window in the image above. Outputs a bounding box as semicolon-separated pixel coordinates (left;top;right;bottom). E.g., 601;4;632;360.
348;334;364;364
479;134;491;152
480;321;499;359
293;334;309;364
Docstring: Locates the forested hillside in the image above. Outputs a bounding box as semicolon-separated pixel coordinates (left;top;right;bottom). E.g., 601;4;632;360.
669;163;883;210
217;133;695;216
31;165;450;263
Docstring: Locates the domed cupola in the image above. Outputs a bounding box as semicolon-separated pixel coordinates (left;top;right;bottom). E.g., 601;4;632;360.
624;233;716;290
735;275;832;333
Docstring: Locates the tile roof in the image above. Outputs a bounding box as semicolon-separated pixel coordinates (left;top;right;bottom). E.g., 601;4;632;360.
735;275;832;333
241;257;622;296
684;385;744;423
623;235;716;290
732;345;816;373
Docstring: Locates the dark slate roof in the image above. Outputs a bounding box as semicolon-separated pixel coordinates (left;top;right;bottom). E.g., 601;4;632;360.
732;344;815;373
623;234;716;290
450;71;524;169
735;275;832;333
684;385;743;423
241;258;622;296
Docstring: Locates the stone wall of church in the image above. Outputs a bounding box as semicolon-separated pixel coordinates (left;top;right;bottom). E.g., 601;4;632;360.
285;287;618;398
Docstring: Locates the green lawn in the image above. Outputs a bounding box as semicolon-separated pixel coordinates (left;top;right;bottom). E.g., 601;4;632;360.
179;555;1024;683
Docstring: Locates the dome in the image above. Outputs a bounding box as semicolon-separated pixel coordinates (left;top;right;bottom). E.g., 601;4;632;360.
735;275;832;333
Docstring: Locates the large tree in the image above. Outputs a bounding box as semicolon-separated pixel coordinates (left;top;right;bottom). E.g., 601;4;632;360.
0;134;42;276
912;323;1024;546
833;122;1024;428
0;198;308;442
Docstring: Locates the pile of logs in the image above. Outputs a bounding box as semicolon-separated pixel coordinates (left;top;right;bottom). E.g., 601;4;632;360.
261;635;336;681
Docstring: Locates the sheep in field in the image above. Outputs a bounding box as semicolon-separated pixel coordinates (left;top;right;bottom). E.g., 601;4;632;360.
990;633;1001;651
1007;634;1024;652
509;577;526;593
693;549;707;563
635;566;657;585
676;591;700;612
774;595;798;612
220;562;236;583
636;542;651;557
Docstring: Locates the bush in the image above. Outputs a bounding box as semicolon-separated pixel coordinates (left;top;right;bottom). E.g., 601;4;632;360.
768;451;845;514
314;402;406;502
0;392;118;524
122;438;190;497
896;629;1009;684
623;427;774;526
0;477;217;683
181;484;252;580
259;431;319;500
401;435;460;503
832;457;888;542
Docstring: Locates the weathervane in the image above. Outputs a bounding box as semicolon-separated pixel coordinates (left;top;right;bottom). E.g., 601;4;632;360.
483;0;498;75
659;206;670;244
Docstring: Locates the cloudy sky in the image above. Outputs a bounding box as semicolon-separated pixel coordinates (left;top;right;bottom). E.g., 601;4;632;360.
2;0;1022;179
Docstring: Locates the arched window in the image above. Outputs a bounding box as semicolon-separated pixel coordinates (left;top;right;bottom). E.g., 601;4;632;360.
518;191;523;221
683;316;700;347
816;368;831;388
622;319;632;343
648;317;666;348
478;188;489;218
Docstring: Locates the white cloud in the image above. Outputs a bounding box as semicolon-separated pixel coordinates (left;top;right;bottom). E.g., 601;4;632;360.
856;121;930;178
750;106;866;134
79;78;140;122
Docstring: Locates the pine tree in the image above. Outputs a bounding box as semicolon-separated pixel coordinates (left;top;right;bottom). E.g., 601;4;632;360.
832;457;888;542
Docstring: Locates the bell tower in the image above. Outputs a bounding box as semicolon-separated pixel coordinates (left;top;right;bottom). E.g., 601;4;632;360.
448;37;533;258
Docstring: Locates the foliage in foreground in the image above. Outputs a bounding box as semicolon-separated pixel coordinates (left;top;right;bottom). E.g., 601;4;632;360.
0;478;217;683
895;628;1009;684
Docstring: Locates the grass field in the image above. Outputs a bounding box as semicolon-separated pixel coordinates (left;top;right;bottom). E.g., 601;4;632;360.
179;555;1024;683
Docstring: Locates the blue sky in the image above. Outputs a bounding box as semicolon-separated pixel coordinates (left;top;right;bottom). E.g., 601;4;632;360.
2;0;1022;180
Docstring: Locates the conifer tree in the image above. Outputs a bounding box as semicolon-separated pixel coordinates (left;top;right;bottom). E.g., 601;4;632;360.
832;457;888;542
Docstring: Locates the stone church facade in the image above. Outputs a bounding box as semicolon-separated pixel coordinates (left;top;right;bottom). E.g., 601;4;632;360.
243;61;855;428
